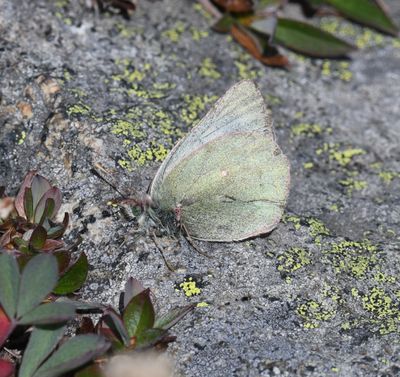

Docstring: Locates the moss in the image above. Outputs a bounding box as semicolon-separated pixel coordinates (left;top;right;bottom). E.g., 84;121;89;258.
199;58;221;79
277;247;311;275
296;300;336;329
323;240;378;279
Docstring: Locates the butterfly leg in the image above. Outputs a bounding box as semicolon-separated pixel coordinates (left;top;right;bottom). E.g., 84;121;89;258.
150;232;176;272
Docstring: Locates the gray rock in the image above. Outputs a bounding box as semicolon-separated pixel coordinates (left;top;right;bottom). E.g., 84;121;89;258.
1;0;400;376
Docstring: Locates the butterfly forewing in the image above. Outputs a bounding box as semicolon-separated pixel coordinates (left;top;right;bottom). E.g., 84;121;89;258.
150;80;272;192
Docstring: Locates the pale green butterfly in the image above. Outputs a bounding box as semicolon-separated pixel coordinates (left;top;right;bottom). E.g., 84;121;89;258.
147;80;290;242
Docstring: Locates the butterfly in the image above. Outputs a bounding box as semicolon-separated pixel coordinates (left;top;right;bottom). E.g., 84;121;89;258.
146;80;290;242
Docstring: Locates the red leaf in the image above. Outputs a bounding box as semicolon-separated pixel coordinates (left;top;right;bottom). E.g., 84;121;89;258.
231;24;289;67
0;306;13;348
212;0;253;13
0;359;15;377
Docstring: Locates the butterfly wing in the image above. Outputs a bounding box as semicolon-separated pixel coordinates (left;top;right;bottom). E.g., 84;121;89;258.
151;132;290;241
150;80;272;194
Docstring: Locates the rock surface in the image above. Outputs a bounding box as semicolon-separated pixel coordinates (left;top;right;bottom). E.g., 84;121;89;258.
1;0;400;376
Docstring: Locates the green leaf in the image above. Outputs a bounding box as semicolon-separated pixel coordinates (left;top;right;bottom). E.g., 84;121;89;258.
19;302;75;325
122;289;155;338
154;304;195;330
274;17;356;57
135;328;166;348
53;253;89;295
37;198;55;225
32;334;110;377
29;226;47;250
17;254;58;318
103;308;130;346
324;0;398;36
19;324;66;377
213;14;235;33
0;253;20;318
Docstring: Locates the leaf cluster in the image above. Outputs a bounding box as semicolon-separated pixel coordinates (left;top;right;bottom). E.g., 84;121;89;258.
0;172;88;295
204;0;399;66
0;172;195;377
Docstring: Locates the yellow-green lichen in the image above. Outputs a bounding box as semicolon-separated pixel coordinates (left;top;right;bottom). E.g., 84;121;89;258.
373;271;396;284
190;27;209;41
361;287;399;334
307;218;330;245
180;94;218;127
111;119;146;140
303;162;314;169
125;142;169;167
162;21;185;43
339;178;368;194
356;29;384;49
17;131;26;145
234;52;260;80
291;123;323;137
296;300;336;329
67;103;91;116
193;3;213;19
277;247;311;275
197;302;209;307
330;148;365;166
178;277;201;297
320;60;353;82
329;204;339;212
199;58;221;79
323;240;378;279
379;171;399;184
282;214;301;230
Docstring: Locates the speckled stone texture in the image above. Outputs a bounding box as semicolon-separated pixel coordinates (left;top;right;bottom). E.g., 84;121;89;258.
1;1;400;376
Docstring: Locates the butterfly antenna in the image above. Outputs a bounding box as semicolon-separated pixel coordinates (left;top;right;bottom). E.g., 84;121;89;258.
150;232;176;272
90;164;127;199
